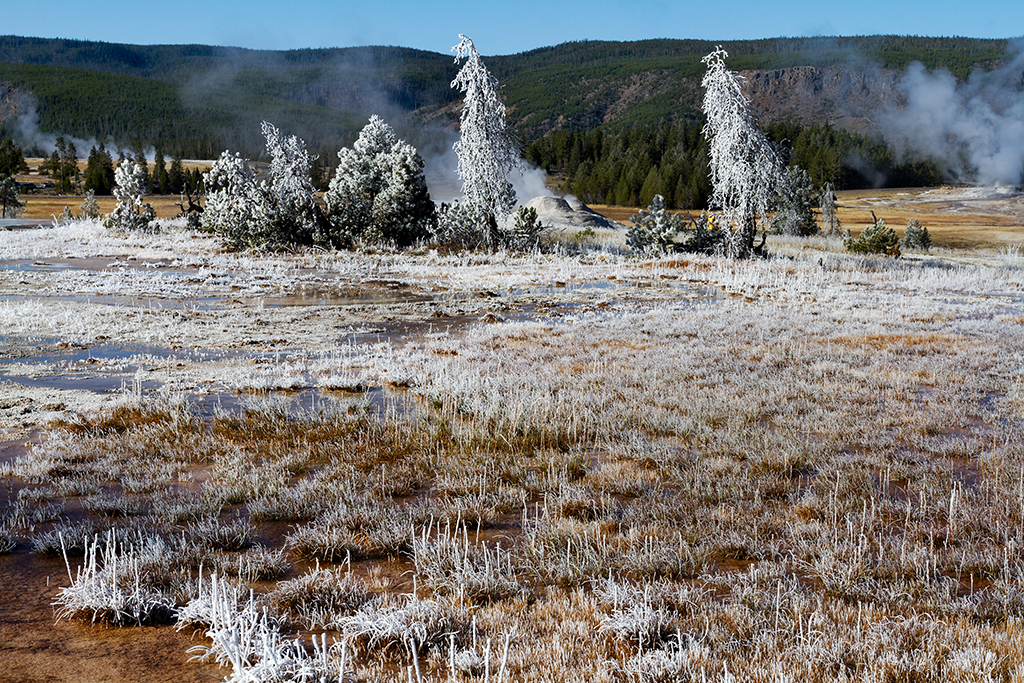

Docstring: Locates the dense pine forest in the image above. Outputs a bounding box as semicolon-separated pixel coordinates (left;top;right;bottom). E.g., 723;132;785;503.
525;120;944;209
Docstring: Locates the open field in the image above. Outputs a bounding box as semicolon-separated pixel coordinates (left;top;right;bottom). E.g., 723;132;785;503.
17;186;1024;248
17;195;190;220
1;191;1023;682
15;158;213;221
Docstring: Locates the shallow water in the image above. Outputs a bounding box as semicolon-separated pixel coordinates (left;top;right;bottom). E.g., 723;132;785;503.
0;251;721;426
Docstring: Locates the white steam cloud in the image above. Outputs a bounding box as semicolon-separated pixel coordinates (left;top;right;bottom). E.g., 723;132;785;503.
5;92;149;160
420;125;553;206
10;94;96;157
879;45;1024;186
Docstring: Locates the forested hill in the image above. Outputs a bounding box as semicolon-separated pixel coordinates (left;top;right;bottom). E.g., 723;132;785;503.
0;34;1013;157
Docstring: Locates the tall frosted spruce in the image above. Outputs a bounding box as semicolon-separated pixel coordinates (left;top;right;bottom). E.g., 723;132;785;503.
701;47;783;258
451;34;520;249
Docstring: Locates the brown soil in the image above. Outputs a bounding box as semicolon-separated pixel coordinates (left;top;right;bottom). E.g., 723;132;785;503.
0;549;223;683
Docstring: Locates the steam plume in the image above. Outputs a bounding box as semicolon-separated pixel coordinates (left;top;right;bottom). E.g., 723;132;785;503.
879;44;1024;186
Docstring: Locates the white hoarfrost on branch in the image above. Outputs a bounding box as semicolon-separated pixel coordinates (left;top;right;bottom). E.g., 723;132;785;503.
201;151;272;248
701;47;783;258
448;34;520;248
626;194;685;255
105;162;156;233
201;122;324;249
261;121;323;243
324;115;434;247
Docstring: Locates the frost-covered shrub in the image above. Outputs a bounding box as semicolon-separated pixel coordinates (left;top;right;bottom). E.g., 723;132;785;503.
902;218;932;251
324;116;434;247
845;213;901;256
431;201;492;250
202;122;324;249
627;195;685;255
104;162;157;233
683;210;726;254
80;189;100;220
432;202;547;251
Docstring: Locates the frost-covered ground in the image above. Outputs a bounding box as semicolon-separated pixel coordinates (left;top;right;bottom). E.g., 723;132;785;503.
2;217;1024;682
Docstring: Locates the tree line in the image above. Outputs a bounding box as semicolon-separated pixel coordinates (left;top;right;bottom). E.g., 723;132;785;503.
524;120;945;209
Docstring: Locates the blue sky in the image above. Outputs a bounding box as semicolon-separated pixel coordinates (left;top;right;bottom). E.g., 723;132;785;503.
5;0;1023;54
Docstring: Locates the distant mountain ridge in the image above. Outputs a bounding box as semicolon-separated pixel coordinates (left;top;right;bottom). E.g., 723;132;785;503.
0;34;1014;156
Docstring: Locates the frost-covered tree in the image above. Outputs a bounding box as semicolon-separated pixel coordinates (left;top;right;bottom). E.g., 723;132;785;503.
450;34;520;249
701;47;783;258
0;177;26;219
819;182;841;236
202;122;324;249
201;151;271;248
324;116;434;247
770;166;818;236
626;195;685;256
80;189;100;220
104;162;156;232
261;121;323;243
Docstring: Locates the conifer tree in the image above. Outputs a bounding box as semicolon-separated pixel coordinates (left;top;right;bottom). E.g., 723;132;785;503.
819;182;841;236
701;48;783;258
450;34;520;249
324;116;434;247
0;177;26;219
771;166;818;236
153;147;168;195
83;144;115;195
168;155;185;195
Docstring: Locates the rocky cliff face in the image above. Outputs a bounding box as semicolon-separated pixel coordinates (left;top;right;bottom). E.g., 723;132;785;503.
0;83;22;124
742;66;904;133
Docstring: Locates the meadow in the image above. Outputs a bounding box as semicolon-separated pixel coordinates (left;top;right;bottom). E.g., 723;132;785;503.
1;187;1023;682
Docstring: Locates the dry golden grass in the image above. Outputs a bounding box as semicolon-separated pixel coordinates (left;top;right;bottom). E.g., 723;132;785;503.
590;187;1024;250
18;195;187;220
15;158;213;220
836;187;1024;250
